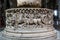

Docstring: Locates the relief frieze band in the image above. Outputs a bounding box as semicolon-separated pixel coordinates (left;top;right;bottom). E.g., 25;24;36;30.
6;8;53;29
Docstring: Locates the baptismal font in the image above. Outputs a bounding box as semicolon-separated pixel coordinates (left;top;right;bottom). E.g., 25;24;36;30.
2;0;57;40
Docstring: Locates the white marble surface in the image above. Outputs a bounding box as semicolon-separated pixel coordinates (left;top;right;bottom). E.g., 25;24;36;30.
0;30;59;40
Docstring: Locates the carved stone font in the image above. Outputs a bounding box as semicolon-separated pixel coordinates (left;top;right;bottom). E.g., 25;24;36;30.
2;8;56;40
6;8;53;30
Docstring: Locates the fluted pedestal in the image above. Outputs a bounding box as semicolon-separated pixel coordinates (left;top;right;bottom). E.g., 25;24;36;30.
3;8;56;40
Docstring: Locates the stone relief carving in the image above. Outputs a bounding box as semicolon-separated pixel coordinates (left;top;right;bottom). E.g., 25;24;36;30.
17;0;41;7
6;8;53;30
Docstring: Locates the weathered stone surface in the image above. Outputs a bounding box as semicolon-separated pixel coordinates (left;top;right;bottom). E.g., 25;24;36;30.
3;8;56;40
5;8;54;30
17;0;41;7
